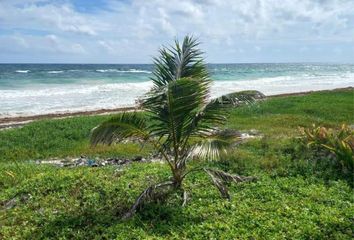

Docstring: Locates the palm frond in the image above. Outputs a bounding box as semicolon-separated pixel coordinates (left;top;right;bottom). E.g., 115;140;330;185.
122;180;174;219
143;78;211;149
150;35;209;88
204;168;257;199
214;90;265;107
189;129;242;161
204;168;230;199
185;90;265;138
187;98;228;137
90;112;149;146
205;168;257;183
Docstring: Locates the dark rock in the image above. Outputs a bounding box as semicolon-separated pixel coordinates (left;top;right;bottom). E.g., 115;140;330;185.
117;159;130;165
132;156;143;162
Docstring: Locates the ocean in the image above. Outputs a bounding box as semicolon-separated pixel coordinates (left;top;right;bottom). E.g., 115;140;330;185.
0;63;353;117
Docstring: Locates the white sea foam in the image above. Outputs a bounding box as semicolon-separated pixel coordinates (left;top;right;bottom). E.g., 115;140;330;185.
48;71;64;74
211;73;354;97
0;81;153;117
128;69;152;73
95;69;151;73
0;73;353;117
15;70;30;73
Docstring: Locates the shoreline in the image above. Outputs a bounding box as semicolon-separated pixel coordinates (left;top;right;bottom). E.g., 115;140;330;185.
0;86;352;129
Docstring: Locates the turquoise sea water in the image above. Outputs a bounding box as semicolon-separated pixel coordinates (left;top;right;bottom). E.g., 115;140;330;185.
0;63;353;117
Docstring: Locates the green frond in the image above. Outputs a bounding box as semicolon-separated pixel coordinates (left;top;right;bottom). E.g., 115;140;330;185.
184;90;265;138
187;98;228;137
142;78;211;148
90;112;149;146
150;35;209;88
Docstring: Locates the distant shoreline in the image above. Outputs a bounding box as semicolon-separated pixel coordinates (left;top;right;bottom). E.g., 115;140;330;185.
0;86;352;130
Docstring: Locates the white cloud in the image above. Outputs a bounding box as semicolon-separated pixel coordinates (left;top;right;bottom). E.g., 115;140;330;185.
0;1;98;35
0;34;87;55
0;0;353;62
71;43;86;54
98;40;115;53
254;46;262;52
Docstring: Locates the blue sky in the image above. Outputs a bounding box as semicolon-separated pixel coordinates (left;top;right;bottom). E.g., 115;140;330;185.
0;0;353;63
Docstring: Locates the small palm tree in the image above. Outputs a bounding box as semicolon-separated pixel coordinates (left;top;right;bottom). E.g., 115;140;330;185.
91;36;262;218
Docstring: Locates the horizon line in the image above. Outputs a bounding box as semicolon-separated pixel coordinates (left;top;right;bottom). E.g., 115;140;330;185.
0;61;353;65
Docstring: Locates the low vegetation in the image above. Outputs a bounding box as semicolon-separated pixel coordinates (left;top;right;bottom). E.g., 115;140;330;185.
300;124;353;173
1;88;353;239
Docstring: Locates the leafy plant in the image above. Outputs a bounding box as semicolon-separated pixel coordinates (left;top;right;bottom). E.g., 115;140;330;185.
90;36;262;218
300;124;354;173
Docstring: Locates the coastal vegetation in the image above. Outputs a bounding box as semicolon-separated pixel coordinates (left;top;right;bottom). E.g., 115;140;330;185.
0;35;353;238
1;88;353;239
300;124;353;174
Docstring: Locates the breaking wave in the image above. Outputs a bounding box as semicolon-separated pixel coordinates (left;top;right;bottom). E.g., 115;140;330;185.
95;69;151;73
0;72;353;117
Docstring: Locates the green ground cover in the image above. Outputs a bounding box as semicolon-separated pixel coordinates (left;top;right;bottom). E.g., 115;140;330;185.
0;89;353;239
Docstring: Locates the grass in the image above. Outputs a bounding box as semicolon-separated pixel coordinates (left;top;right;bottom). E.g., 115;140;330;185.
1;163;353;239
0;115;151;162
227;90;354;136
0;89;353;239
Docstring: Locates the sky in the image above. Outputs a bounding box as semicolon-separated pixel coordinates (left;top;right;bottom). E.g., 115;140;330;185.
0;0;353;63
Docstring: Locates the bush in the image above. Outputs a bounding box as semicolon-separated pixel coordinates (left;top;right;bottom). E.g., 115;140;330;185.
300;124;354;174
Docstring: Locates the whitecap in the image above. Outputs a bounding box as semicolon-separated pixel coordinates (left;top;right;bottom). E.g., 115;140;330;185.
1;71;353;118
127;69;152;73
211;73;354;97
95;69;113;73
95;69;151;73
48;71;64;74
15;70;30;73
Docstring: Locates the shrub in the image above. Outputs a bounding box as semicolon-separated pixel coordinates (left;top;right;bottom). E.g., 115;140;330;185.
300;124;354;173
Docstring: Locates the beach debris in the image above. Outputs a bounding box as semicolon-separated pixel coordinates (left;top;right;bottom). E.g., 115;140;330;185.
239;129;263;140
209;128;263;142
34;129;262;168
35;155;158;168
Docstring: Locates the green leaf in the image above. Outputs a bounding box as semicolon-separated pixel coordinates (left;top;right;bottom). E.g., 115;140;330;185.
90;112;149;146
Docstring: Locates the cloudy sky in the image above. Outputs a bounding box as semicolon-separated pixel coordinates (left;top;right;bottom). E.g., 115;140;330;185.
0;0;353;63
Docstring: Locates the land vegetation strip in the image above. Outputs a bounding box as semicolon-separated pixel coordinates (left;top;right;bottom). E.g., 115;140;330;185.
0;88;353;163
0;89;353;239
0;87;352;129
